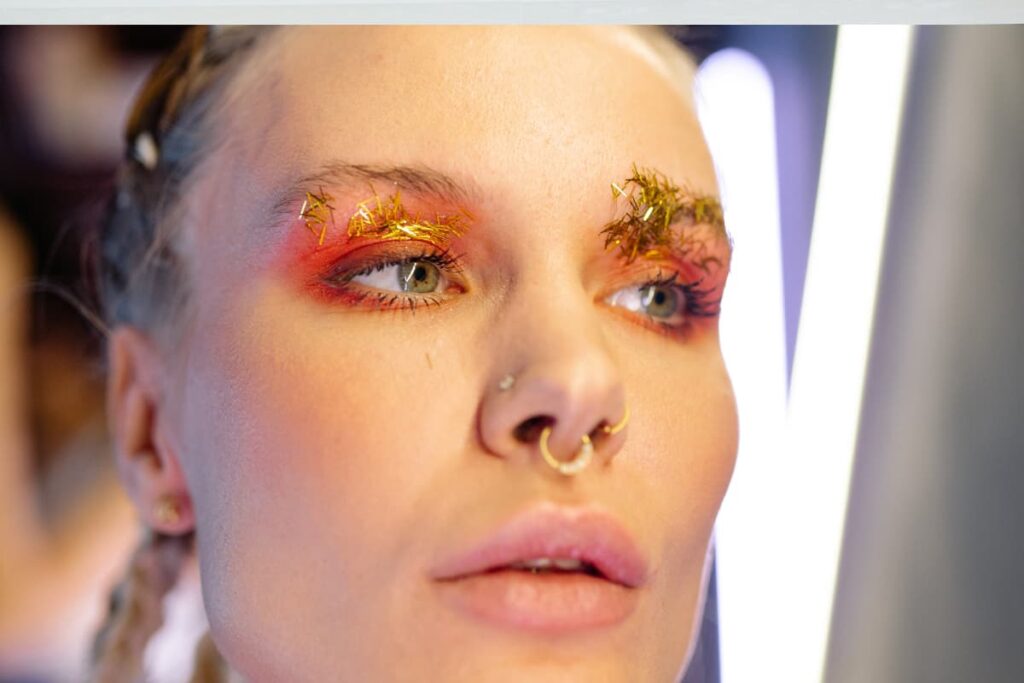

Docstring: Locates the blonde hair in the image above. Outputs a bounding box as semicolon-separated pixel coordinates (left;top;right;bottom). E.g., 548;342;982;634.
89;533;229;682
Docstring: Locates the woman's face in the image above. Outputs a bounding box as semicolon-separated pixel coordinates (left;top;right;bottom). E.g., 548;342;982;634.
161;26;737;682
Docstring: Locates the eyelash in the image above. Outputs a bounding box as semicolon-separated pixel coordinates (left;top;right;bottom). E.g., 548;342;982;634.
320;246;720;334
629;269;721;339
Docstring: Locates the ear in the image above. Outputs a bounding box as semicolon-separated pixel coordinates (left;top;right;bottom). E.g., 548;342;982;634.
107;326;194;535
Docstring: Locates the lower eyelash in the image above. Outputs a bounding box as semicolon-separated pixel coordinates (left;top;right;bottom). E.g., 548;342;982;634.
370;291;444;312
394;292;445;313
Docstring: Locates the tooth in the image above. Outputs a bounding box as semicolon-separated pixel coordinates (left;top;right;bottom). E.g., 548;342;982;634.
507;557;589;571
516;558;552;569
508;558;556;569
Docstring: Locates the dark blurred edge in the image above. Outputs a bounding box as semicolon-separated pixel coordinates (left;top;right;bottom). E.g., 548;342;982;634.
680;557;720;683
0;27;186;344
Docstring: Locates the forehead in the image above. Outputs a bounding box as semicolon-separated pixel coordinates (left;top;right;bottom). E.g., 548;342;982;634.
220;26;716;194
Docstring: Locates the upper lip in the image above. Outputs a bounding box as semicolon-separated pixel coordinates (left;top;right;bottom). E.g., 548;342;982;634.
430;503;649;588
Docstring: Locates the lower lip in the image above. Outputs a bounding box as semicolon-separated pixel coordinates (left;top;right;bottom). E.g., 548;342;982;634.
435;569;640;633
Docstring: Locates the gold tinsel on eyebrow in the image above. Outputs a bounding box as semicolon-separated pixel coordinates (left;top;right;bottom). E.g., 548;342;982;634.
299;187;336;246
346;189;469;245
601;164;726;264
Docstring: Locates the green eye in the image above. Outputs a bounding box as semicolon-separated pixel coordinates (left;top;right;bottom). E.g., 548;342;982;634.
639;284;680;318
397;260;441;293
605;279;688;329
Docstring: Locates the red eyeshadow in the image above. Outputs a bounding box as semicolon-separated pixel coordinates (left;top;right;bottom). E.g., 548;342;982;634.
270;189;474;300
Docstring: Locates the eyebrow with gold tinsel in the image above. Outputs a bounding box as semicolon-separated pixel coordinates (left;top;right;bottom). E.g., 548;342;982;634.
345;188;469;246
272;161;478;223
273;161;478;247
601;164;730;268
298;186;336;245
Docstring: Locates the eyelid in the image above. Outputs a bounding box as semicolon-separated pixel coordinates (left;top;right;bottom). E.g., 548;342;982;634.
598;263;684;297
325;240;465;280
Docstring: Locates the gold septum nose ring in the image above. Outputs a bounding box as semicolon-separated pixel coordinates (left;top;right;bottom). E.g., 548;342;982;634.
538;404;630;476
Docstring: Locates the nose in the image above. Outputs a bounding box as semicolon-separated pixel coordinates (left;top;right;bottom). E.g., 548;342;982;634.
478;292;629;475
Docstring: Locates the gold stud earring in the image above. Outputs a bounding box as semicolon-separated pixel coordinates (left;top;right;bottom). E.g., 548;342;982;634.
153;495;181;526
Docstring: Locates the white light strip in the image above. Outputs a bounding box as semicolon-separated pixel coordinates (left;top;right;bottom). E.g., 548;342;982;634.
785;25;914;682
695;49;788;683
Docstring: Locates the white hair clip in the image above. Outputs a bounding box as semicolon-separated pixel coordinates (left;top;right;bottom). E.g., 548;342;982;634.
133;132;159;171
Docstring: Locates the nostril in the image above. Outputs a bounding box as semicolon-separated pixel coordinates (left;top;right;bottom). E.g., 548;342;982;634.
513;415;554;444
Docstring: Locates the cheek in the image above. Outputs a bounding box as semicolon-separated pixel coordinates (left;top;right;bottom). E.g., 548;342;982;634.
638;342;738;557
609;338;737;668
177;281;459;675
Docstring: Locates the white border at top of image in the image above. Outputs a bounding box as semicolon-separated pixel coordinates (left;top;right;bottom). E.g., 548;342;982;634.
1;0;1022;25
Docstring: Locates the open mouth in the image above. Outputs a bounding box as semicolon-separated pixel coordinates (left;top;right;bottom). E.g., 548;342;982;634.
431;504;648;632
489;557;606;579
435;551;639;633
431;504;648;589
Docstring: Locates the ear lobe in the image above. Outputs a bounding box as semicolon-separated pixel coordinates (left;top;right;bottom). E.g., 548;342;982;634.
107;326;194;535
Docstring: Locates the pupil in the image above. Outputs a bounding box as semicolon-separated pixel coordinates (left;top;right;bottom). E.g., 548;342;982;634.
642;285;677;318
399;260;439;293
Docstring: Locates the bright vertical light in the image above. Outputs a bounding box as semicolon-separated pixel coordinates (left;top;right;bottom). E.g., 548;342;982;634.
697;25;914;683
786;25;914;682
695;48;789;683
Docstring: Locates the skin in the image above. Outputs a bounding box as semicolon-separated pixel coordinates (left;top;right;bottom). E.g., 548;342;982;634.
109;26;738;682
